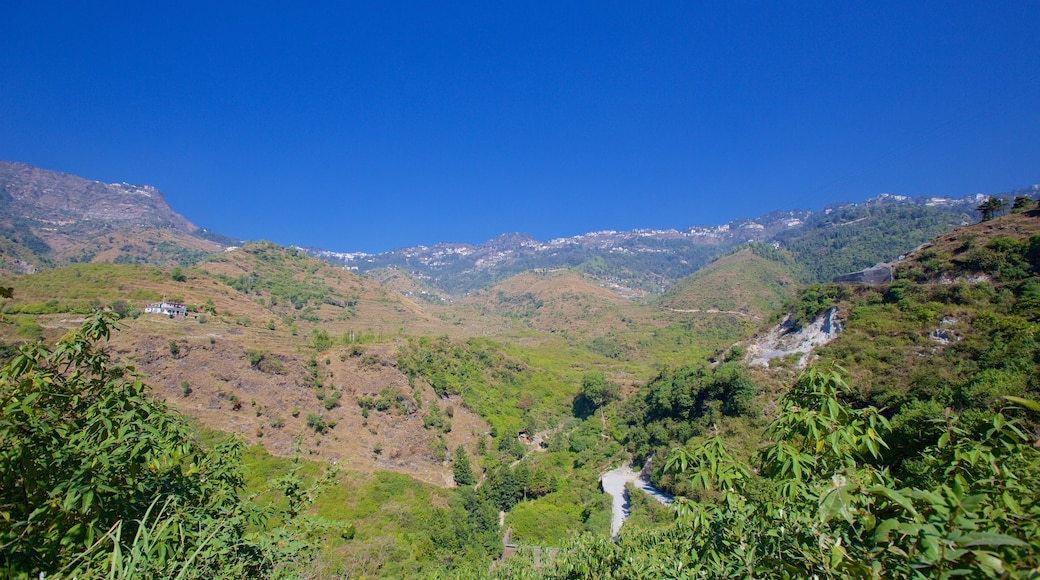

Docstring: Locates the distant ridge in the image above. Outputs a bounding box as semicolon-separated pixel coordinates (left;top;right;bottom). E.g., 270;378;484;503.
0;161;196;231
303;191;1001;295
0;161;237;271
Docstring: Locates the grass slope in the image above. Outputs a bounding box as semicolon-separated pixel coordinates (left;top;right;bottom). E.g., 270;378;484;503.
655;246;799;319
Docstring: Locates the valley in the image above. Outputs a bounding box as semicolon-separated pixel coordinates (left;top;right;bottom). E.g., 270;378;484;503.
1;163;1039;578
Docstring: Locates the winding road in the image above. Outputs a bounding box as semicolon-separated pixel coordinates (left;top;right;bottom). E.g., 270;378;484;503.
600;465;674;538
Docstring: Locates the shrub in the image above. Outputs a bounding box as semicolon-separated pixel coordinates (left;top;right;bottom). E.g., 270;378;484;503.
306;413;327;434
14;316;43;340
311;328;333;352
323;390;342;410
246;349;264;368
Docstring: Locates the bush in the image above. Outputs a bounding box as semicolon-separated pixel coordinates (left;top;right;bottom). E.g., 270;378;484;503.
109;299;130;317
13;316;43;340
311;328;333;352
306;413;327;434
246;349;264;368
323;390;342;410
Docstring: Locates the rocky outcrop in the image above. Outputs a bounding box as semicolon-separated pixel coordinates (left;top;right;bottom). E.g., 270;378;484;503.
746;308;843;368
833;263;894;284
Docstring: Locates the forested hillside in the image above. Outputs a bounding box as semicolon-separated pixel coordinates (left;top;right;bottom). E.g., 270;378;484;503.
777;200;974;282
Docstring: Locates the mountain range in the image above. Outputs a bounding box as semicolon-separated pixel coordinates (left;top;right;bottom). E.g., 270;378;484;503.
8;160;1036;295
306;192;992;294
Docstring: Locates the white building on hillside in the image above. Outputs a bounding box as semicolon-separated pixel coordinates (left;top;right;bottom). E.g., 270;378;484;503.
145;299;187;317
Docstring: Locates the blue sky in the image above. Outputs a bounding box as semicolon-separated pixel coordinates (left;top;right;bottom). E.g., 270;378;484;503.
2;2;1038;253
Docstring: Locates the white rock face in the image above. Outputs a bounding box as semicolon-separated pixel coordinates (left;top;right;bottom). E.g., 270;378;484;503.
746;308;843;368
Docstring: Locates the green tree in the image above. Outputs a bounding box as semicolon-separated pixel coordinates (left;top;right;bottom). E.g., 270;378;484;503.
453;445;476;487
1011;195;1035;211
580;370;619;409
977;196;1007;221
550;368;1040;579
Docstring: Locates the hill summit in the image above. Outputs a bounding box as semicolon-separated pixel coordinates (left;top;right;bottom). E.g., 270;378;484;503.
0;161;235;271
0;161;194;231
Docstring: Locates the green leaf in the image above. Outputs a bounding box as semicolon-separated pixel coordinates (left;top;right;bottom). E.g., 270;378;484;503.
829;543;847;569
1001;491;1023;515
1002;395;1040;413
868;486;919;518
960;532;1027;548
874;518;901;541
81;489;94;513
950;475;965;501
938;431;950;448
972;550;1006;574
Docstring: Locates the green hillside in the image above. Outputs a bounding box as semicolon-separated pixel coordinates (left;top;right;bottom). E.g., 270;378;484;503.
656;243;800;318
779;201;972;282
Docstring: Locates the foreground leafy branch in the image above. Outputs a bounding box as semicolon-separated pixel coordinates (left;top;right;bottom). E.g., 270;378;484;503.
496;369;1040;579
0;312;318;578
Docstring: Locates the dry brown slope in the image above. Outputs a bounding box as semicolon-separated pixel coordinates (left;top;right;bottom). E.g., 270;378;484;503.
460;269;644;339
197;242;457;338
112;320;488;487
0;258;488;486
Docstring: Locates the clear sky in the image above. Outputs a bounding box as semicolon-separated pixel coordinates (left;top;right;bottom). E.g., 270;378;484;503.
1;2;1038;253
